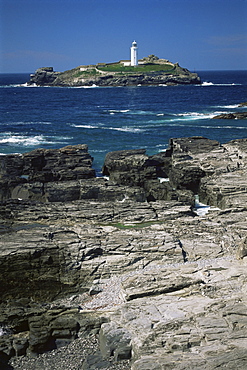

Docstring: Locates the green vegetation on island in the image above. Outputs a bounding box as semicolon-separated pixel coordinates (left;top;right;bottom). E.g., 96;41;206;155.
97;63;175;73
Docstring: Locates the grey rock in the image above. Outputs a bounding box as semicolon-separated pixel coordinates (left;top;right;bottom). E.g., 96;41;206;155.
99;322;132;360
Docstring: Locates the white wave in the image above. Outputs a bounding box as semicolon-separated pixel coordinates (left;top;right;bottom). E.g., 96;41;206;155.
201;81;214;86
107;126;144;133
21;82;38;87
201;81;241;86
4;121;52;126
148;113;210;123
108;109;130;113
65;84;99;89
0;83;37;88
108;109;154;115
156;113;165;116
82;84;99;88
165;123;247;130
90;149;107;153
175;112;218;120
109;109;153;116
0;84;21;88
144;110;229;125
133;110;154;115
209;125;247;129
156;144;168;148
0;134;67;146
215;104;240;109
70;123;144;133
71;124;99;129
175;110;239;120
0;134;48;146
223;104;239;108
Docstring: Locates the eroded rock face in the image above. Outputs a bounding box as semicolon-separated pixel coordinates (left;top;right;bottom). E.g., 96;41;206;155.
0;145;94;202
1;138;247;368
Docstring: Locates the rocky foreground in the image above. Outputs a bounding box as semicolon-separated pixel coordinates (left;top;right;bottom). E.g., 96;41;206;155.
0;137;247;369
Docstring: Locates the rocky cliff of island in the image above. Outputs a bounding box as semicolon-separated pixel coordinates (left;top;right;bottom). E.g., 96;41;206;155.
1;137;247;369
27;57;201;87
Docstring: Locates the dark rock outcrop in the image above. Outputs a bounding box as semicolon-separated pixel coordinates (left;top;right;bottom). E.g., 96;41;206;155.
29;67;61;86
239;101;247;107
212;112;247;119
0;145;95;202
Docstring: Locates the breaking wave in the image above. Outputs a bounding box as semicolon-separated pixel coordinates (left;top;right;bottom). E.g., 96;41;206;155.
0;134;69;146
201;81;242;86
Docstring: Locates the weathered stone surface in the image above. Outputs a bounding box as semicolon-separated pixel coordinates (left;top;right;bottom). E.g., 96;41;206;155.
1;137;247;368
108;257;247;369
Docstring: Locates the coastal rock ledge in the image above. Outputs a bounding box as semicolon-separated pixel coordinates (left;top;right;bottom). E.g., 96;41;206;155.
1;137;247;369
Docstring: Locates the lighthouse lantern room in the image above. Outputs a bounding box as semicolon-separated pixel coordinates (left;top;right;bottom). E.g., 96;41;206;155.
130;41;138;66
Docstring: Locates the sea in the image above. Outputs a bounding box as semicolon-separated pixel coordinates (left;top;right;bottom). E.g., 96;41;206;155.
0;70;246;174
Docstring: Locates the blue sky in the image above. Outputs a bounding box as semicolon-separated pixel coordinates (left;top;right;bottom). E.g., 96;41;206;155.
1;0;247;73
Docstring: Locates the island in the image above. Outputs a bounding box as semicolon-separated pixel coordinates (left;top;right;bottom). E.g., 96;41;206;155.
27;55;201;87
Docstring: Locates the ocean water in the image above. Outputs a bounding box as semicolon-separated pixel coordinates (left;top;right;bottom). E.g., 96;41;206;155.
0;70;246;173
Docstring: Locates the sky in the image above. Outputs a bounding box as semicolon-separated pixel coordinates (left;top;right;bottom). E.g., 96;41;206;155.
0;0;247;73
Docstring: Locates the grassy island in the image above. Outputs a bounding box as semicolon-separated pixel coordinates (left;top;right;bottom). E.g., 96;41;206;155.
28;56;201;86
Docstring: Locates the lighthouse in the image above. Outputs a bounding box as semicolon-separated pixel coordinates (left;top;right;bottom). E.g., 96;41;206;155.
130;40;138;66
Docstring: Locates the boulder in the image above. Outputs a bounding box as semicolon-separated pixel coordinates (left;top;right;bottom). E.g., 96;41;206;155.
102;148;156;186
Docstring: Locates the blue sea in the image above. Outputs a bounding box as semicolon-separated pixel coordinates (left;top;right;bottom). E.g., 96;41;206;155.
0;71;246;173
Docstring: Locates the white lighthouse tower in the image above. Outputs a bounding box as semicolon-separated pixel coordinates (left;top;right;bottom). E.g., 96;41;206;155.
130;40;138;66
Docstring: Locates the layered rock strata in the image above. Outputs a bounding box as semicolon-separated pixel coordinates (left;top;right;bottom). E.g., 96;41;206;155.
1;137;247;369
